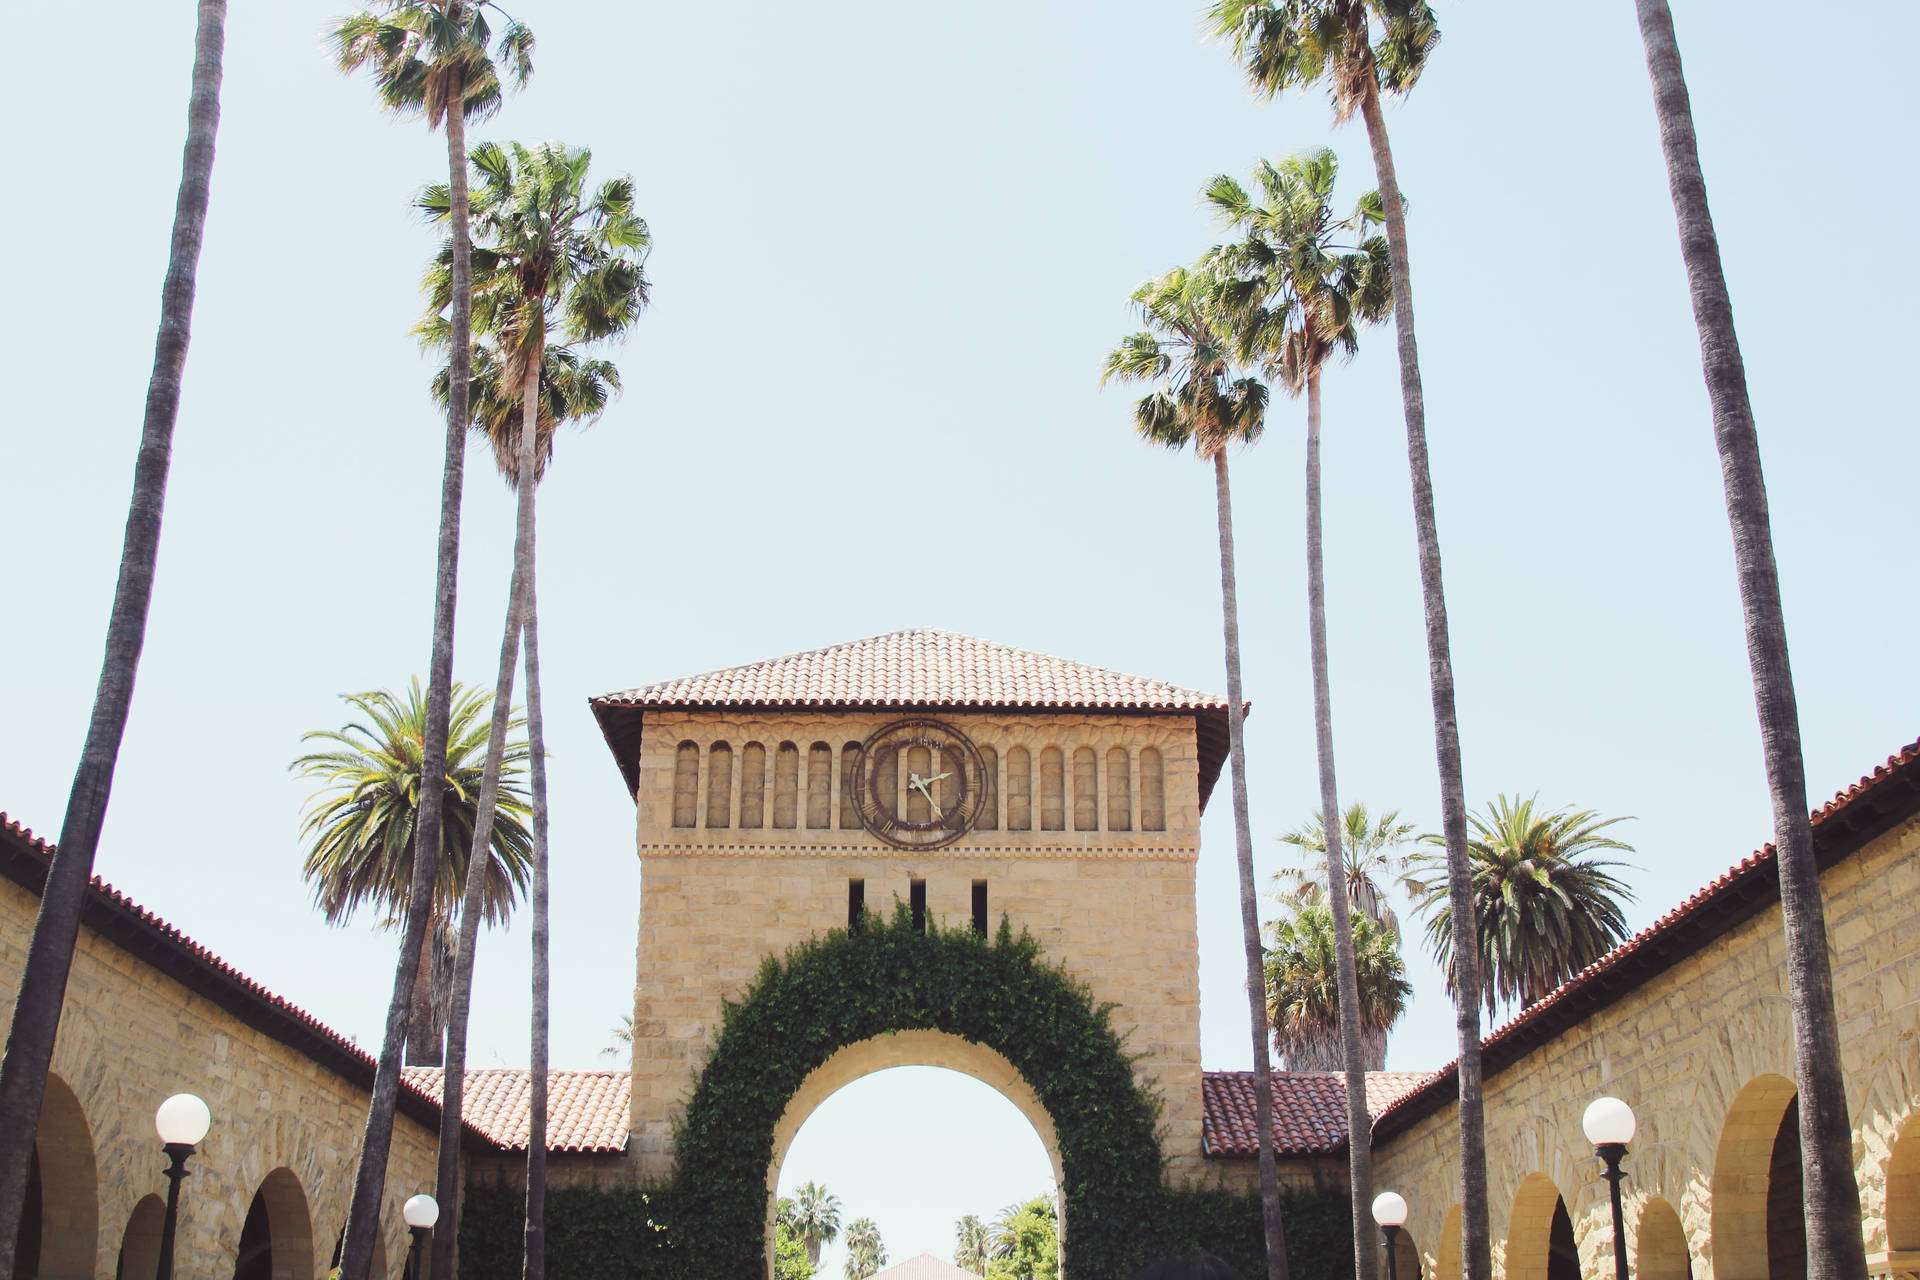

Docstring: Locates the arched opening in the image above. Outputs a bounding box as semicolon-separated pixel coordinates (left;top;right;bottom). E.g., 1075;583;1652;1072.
1388;1226;1422;1280
1887;1110;1920;1254
230;1168;314;1280
117;1196;166;1280
1434;1204;1462;1280
766;1031;1063;1279
1766;1098;1806;1280
1506;1173;1578;1280
15;1073;97;1280
1712;1073;1800;1280
330;1224;389;1280
771;1042;1059;1280
1637;1195;1692;1280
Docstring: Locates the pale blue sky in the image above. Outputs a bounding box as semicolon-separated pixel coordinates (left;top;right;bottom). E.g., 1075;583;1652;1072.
2;0;1913;1265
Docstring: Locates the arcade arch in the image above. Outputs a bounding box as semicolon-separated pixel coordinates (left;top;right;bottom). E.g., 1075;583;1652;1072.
1636;1195;1692;1280
1506;1173;1579;1280
1433;1204;1462;1280
13;1072;97;1280
1886;1110;1920;1254
1390;1225;1423;1280
116;1196;165;1280
231;1168;315;1280
1712;1074;1800;1280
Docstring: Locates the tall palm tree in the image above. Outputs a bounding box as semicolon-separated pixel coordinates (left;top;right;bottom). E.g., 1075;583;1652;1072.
418;139;649;1280
0;3;228;1264
328;6;532;1274
844;1219;886;1280
1103;264;1287;1280
1408;797;1634;1013
955;1214;991;1276
1202;6;1486;1278
1632;8;1866;1280
790;1182;844;1267
290;680;533;1064
1208;147;1392;1280
1276;803;1418;933
1265;902;1410;1070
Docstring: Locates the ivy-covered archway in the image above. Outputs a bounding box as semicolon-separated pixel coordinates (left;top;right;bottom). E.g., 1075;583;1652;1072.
670;907;1166;1279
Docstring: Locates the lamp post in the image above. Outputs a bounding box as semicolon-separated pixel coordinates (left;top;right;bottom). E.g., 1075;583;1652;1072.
403;1194;440;1280
153;1094;212;1280
1583;1096;1638;1280
1373;1191;1410;1280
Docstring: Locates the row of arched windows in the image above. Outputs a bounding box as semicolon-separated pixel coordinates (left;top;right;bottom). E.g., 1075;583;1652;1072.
669;739;1168;833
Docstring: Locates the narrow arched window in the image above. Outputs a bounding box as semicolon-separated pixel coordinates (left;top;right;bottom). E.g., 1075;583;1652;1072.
739;742;766;829
1139;747;1165;831
1107;746;1132;832
976;746;999;831
839;742;863;829
806;743;833;829
672;742;699;828
1040;747;1065;831
1072;747;1098;831
1006;747;1031;831
773;742;800;829
706;742;733;829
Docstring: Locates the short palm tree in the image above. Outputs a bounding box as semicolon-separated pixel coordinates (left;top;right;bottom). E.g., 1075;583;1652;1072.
1208;147;1391;1280
0;2;228;1260
290;680;532;1065
1265;902;1411;1070
790;1182;843;1267
1103;264;1287;1280
1633;6;1866;1277
1204;7;1477;1280
1275;802;1418;933
329;6;532;1274
1409;797;1635;1013
844;1218;885;1280
419;138;648;1280
955;1214;990;1275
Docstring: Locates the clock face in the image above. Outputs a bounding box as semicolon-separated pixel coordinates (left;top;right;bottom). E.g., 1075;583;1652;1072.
851;718;987;851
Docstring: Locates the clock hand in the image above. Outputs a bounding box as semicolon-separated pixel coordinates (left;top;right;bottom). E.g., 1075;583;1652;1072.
907;774;944;820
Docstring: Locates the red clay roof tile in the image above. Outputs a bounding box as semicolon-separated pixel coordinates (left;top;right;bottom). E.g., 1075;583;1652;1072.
1203;1071;1433;1157
402;1067;630;1154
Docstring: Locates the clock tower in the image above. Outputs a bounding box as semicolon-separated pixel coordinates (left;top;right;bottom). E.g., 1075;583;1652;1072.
590;628;1232;1184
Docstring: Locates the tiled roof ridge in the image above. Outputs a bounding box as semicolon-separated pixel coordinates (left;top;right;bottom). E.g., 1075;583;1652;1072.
591;625;1227;709
0;812;472;1143
1201;1070;1435;1156
1371;734;1920;1137
401;1065;630;1154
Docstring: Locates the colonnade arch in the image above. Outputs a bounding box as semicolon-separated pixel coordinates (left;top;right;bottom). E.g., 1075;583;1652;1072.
1390;1225;1423;1280
232;1167;315;1280
1886;1111;1920;1254
1635;1196;1691;1280
115;1196;165;1280
1506;1173;1579;1280
1712;1073;1801;1280
15;1072;97;1280
1432;1204;1462;1280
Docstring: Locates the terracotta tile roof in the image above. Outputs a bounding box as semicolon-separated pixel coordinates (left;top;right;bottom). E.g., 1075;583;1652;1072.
0;813;471;1143
590;628;1236;806
594;628;1227;713
401;1067;630;1154
871;1254;981;1280
1372;735;1920;1142
1202;1071;1432;1157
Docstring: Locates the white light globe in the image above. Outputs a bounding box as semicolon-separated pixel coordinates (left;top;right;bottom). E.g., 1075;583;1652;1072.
154;1094;212;1146
1372;1191;1409;1228
404;1194;440;1229
1583;1096;1637;1147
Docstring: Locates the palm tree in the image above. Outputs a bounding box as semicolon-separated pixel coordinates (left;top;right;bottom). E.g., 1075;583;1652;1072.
418;138;649;1280
1207;147;1392;1280
328;6;532;1275
0;2;228;1264
1408;797;1634;1013
1275;803;1418;933
790;1182;844;1267
1103;264;1287;1280
844;1219;886;1280
1632;8;1866;1279
1265;902;1410;1070
955;1214;991;1276
600;1013;634;1060
290;681;533;1064
1203;6;1484;1279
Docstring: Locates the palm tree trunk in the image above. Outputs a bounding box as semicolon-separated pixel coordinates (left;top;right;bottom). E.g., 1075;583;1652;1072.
522;555;550;1280
339;33;474;1278
0;3;226;1264
407;939;443;1066
432;358;540;1280
1355;70;1490;1280
1633;8;1865;1279
1213;448;1290;1280
1304;370;1379;1280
